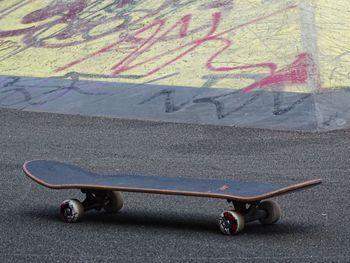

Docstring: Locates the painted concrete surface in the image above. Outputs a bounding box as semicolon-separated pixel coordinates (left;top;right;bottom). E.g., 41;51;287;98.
0;0;349;130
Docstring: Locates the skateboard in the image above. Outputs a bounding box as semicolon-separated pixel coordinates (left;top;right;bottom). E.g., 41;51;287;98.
22;160;321;235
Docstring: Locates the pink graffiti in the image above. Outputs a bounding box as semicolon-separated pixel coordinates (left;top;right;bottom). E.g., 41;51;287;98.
0;1;311;93
55;4;300;95
240;53;311;93
109;12;219;76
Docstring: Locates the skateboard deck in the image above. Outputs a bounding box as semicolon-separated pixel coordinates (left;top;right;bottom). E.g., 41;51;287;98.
22;160;322;235
23;160;321;202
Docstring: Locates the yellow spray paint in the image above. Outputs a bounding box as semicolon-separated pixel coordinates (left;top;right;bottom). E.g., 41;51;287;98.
0;0;348;91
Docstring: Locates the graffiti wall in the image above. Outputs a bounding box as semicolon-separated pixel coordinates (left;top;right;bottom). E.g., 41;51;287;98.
0;0;349;130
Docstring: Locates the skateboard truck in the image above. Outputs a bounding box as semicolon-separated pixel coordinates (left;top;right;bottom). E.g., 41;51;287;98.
81;190;110;211
219;200;280;235
229;201;268;222
60;190;124;223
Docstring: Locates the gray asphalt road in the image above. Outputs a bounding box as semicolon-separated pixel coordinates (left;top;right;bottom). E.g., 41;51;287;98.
1;108;349;262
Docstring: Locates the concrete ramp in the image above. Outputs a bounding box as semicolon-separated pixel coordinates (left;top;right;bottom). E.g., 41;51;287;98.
0;0;349;130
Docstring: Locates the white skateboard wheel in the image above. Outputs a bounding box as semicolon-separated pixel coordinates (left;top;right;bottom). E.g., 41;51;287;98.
219;210;245;235
60;199;84;223
258;200;281;225
103;191;124;213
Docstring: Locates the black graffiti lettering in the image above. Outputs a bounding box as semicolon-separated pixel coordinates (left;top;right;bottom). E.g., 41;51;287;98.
273;91;311;115
0;73;109;107
0;88;31;106
29;72;108;106
193;92;260;119
139;89;192;113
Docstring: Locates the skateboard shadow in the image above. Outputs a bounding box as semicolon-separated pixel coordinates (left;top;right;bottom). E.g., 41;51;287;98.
240;222;316;236
21;206;218;234
86;209;220;234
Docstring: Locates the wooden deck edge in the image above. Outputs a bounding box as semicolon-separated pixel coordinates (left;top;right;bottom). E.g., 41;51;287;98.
22;161;322;203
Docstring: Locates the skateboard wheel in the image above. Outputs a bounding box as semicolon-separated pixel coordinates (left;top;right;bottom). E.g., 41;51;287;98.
103;191;124;213
219;211;245;235
60;199;84;223
258;200;281;225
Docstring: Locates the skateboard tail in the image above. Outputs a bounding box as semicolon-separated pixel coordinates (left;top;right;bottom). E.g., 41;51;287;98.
241;179;322;202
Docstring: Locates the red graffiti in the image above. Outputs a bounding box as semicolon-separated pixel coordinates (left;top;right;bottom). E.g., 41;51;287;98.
110;12;212;76
55;4;299;91
0;1;311;93
241;53;311;93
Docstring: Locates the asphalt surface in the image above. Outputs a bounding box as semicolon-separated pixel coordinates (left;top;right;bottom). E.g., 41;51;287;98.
1;108;349;262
